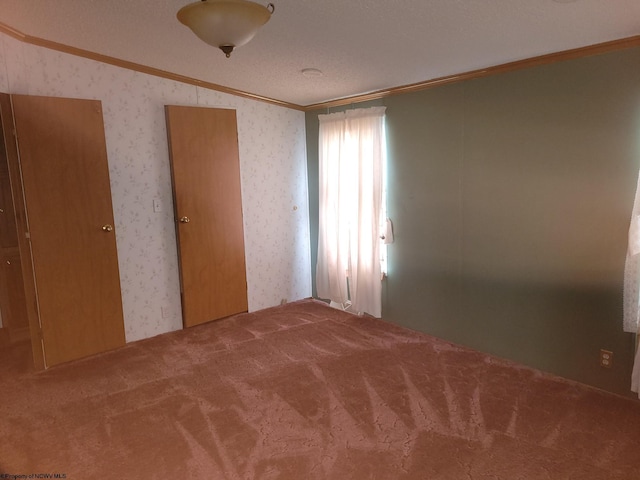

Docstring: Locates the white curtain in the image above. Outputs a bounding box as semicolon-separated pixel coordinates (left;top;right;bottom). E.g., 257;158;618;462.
623;171;640;397
316;106;386;317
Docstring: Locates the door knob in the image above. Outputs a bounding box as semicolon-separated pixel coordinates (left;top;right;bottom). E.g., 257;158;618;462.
102;224;113;232
180;216;190;223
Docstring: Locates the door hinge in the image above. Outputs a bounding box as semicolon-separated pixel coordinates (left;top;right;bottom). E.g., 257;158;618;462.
25;231;30;239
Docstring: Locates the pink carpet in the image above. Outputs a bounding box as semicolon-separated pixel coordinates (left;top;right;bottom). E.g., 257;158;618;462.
1;299;639;479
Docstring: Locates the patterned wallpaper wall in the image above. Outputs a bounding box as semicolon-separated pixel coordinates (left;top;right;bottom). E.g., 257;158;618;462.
0;32;312;342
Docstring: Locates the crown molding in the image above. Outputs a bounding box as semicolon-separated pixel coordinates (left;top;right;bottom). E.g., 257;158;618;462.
304;35;640;111
1;22;638;113
0;21;305;111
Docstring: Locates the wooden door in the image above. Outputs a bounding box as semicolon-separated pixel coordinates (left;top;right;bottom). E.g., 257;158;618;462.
0;92;41;365
11;94;125;367
165;106;248;327
0;104;29;343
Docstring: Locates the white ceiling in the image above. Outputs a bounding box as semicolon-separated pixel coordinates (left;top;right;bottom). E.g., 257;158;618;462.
0;0;639;107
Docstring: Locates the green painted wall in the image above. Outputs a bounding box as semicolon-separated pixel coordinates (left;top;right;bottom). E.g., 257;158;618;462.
306;47;640;396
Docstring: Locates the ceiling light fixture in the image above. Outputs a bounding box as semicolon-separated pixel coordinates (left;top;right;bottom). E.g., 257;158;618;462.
177;0;275;58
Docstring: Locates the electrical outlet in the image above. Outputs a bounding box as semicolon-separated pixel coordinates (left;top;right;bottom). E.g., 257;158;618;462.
600;349;613;368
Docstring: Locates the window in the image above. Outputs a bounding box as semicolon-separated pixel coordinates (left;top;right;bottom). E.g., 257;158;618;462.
316;106;387;317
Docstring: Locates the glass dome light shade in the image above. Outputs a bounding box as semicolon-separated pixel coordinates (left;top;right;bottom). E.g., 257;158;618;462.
177;0;272;56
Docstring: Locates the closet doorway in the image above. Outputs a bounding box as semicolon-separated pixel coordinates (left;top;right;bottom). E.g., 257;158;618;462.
0;94;29;348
